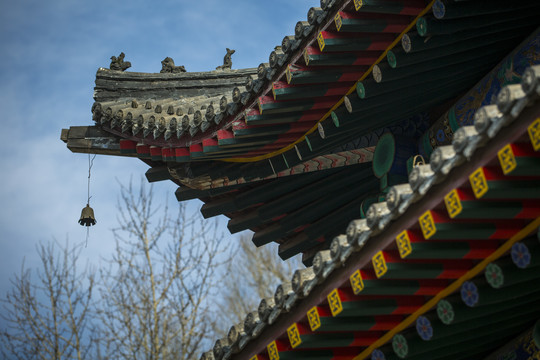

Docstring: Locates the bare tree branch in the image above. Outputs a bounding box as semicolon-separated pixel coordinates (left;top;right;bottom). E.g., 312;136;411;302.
96;179;229;360
1;241;95;360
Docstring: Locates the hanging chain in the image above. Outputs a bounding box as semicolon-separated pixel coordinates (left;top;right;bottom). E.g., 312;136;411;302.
85;154;96;247
87;154;96;205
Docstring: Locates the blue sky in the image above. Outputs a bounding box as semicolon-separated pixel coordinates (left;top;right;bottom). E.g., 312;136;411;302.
0;0;314;299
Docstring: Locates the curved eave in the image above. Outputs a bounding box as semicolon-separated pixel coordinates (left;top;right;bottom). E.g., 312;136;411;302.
92;0;539;164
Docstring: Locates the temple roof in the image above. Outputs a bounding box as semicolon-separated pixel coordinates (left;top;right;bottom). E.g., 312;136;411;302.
62;0;540;263
82;0;539;161
61;1;540;357
201;70;540;360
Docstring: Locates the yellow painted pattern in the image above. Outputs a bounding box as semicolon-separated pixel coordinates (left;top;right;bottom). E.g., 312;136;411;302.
219;0;436;162
334;13;343;31
353;216;540;360
327;289;343;316
528;118;540;151
354;0;363;11
419;211;437;240
469;167;489;199
303;49;310;66
372;251;387;278
444;189;463;219
498;144;517;175
250;356;259;360
286;65;293;84
267;341;279;360
257;97;263;115
350;269;365;294
307;306;321;331
317;32;326;52
287;323;302;349
396;230;412;259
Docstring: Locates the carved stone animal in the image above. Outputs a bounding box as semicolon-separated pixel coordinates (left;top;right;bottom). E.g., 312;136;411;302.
160;57;186;73
109;52;131;71
216;48;235;70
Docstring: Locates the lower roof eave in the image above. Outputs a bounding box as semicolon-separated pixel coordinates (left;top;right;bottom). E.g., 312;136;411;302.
235;100;540;360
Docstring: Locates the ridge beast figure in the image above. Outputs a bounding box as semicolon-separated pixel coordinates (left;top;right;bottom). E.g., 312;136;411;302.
160;57;186;73
109;52;131;71
216;48;235;70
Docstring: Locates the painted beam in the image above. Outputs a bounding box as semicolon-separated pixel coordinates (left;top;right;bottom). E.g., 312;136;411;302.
232;120;314;138
443;188;540;220
272;81;352;101
352;0;425;16
303;47;379;67
394;229;498;260
257;95;339;115
316;31;395;52
245;108;325;125
389;32;528;69
468;166;540;200
334;11;410;33
307;304;402;332
401;19;537;54
416;9;540;37
417;210;528;241
496;142;540;177
326;288;425;317
286;64;366;85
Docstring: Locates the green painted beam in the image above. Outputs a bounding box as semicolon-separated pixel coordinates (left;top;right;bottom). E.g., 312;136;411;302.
257;165;371;221
373;43;511;84
360;279;447;296
404;241;481;260
335;11;409;33
480;180;540;200
317;31;394;52
352;0;425;15
303;47;379;67
416;9;539;37
355;60;487;99
449;200;534;220
388;32;526;69
272;82;352;101
401;19;537;53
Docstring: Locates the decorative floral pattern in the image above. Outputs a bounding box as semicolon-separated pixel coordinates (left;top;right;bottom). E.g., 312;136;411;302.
485;263;504;288
432;0;445;19
437;299;455;325
371;349;386;360
392;334;408;359
511;242;531;269
461;281;479;307
416;316;434;341
436;129;446;142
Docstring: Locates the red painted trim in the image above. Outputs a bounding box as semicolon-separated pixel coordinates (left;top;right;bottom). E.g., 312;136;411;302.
189;143;203;153
162;148;174;161
217;129;234;140
175;148;190;157
119;139;136;150
414;280;449;296
463;242;498;259
202;138;218;147
136;144;150;156
516;200;540;218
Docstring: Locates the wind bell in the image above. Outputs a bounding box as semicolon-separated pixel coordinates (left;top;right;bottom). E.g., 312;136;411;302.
79;204;96;226
79;154;97;231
